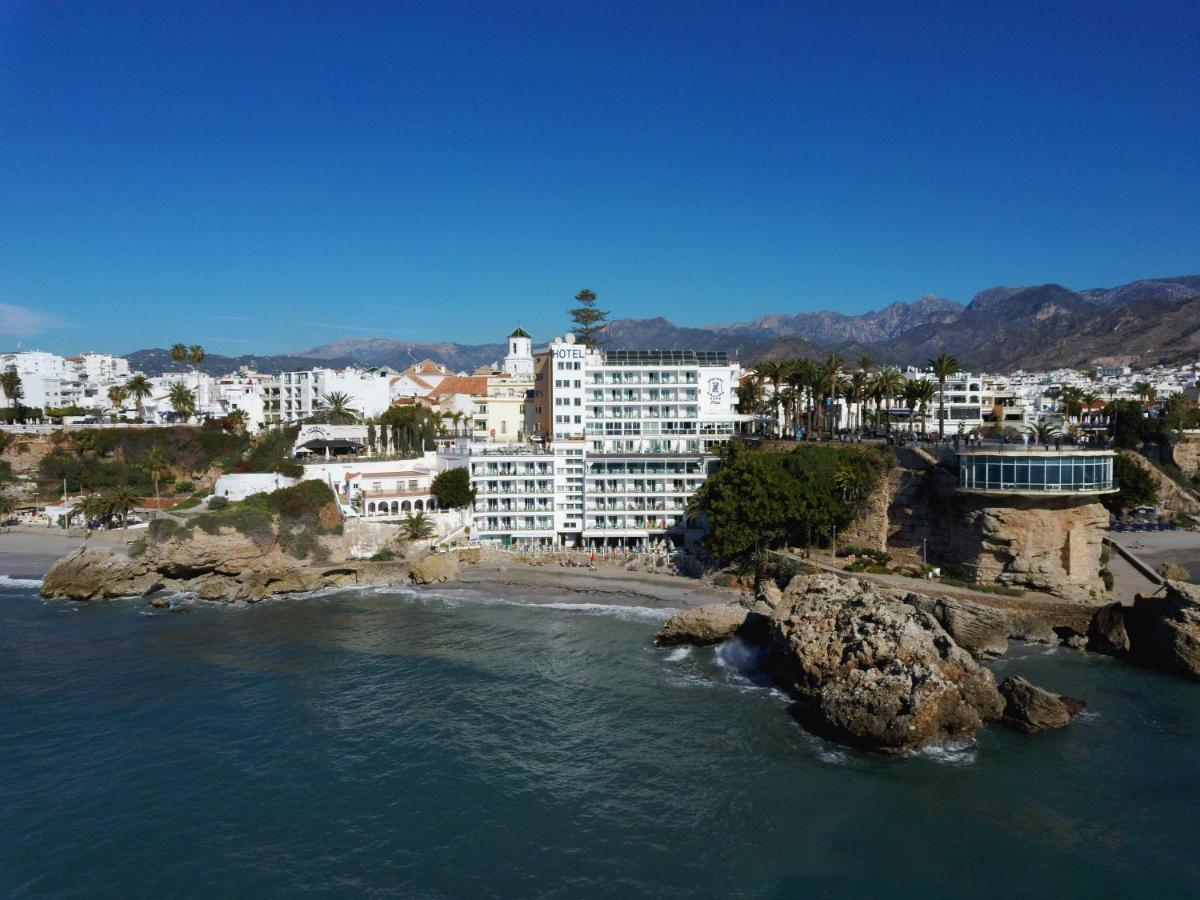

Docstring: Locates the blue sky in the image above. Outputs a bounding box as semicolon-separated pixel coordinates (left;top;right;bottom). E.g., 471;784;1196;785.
2;0;1197;356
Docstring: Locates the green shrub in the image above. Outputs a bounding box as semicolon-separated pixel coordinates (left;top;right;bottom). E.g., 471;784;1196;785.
1100;568;1114;591
370;549;395;562
262;479;336;521
276;461;304;478
773;557;800;589
940;562;971;581
279;526;319;560
171;496;202;510
148;518;191;542
128;538;147;557
174;479;194;493
207;495;229;510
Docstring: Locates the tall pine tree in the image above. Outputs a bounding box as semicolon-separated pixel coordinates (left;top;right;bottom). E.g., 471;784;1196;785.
569;289;608;347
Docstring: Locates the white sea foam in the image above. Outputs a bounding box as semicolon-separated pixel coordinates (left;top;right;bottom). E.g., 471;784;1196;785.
368;585;677;622
0;575;43;589
817;748;850;765
910;739;978;766
665;647;692;662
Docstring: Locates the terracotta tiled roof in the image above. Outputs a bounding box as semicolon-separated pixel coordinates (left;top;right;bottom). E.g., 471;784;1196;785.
428;375;489;397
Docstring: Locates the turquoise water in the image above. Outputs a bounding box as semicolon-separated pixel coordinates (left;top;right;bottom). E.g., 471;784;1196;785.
2;581;1200;897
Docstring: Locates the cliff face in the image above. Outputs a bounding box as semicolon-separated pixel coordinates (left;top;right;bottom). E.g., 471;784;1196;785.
1170;436;1200;481
1122;451;1200;516
41;529;409;603
879;451;1107;601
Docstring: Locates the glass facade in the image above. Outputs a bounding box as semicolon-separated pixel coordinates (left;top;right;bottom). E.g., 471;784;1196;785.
957;452;1116;494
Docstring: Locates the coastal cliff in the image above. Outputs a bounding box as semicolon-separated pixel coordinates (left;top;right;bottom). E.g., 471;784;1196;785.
41;529;411;602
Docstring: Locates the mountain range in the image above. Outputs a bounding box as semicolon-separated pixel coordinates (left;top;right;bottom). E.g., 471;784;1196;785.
125;274;1200;376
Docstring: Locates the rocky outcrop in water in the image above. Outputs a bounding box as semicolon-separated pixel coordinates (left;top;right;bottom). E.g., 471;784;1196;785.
656;603;755;646
998;676;1085;734
767;575;1005;754
653;573;1107;752
409;553;460;585
1086;582;1200;680
41;529;409;603
902;592;1095;658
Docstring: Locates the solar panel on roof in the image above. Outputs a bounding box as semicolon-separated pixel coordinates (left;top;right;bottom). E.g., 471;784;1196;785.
600;350;730;365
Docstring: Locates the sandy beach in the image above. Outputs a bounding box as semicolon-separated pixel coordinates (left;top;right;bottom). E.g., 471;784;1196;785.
0;530;93;580
1111;530;1200;582
446;561;745;610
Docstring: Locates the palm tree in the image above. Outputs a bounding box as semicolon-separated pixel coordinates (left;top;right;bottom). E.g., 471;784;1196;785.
125;374;153;418
753;361;783;433
144;445;169;512
856;355;875;374
735;376;764;421
820;355;846;438
102;485;138;528
170;343;188;366
928;353;962;439
401;512;435;540
168;382;196;422
0;367;24;420
1028;421;1061;446
833;465;875;507
849;370;869;432
903;380;921;433
872;367;905;434
1134;381;1156;404
911;378;936;435
315;391;360;425
107;385;128;414
187;345;205;369
225;408;249;434
69;493;106;529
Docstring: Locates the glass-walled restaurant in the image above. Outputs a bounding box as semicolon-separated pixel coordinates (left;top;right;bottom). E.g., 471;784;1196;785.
957;451;1117;495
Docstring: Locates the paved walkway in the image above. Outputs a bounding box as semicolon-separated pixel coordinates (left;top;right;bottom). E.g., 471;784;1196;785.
777;550;1091;609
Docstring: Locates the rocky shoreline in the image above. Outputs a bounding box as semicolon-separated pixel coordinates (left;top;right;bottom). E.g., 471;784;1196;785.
654;572;1200;753
33;528;1200;757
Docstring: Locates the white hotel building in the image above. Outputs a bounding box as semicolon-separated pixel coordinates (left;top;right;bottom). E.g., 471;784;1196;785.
469;333;743;548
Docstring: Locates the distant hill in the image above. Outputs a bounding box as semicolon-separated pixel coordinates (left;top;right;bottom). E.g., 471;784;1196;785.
753;278;1200;371
125;273;1200;376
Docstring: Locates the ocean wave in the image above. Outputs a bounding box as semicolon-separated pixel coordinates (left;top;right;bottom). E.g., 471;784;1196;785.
369;586;677;622
909;739;978;766
0;575;44;589
664;647;692;662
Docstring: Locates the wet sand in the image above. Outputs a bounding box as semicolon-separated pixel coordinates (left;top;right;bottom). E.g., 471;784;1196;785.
450;561;743;610
0;531;89;580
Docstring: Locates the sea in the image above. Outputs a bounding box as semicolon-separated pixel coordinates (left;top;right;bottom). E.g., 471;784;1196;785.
2;578;1200;898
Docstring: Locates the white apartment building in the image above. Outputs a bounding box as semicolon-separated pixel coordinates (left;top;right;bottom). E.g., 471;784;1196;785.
471;334;743;548
277;367;393;423
0;350;133;411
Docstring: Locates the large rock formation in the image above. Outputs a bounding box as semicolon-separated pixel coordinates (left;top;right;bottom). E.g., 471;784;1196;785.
41;529;409;603
766;575;1005;753
656;603;755;646
998;676;1085;734
409;553;460;585
1087;581;1200;679
1121;451;1200;516
1170;435;1200;482
884;453;1108;601
904;592;1095;658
